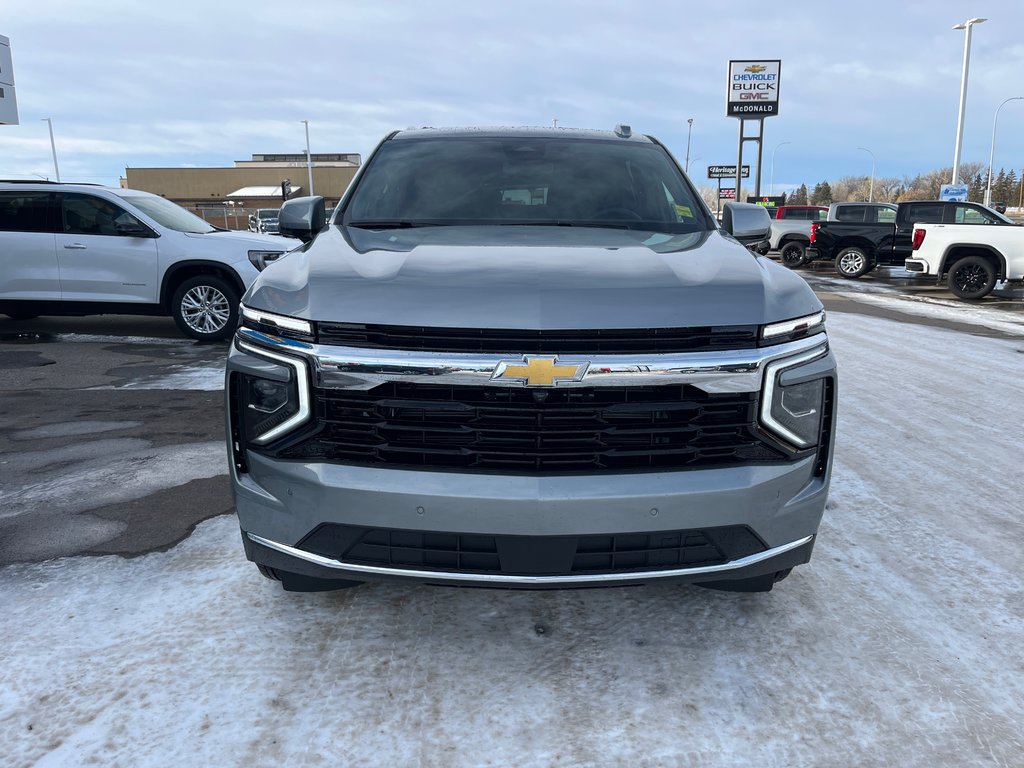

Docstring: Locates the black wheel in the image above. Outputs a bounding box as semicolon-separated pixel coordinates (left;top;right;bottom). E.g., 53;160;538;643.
780;241;806;268
948;256;997;300
834;246;871;278
170;275;239;341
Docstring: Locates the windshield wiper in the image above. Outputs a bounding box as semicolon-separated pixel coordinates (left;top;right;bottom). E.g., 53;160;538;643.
347;220;442;230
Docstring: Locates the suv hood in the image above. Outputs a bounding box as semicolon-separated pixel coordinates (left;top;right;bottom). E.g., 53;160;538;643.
245;226;821;329
187;230;294;248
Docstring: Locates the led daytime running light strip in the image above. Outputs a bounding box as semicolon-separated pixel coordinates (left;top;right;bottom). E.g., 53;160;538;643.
763;311;825;340
241;305;312;335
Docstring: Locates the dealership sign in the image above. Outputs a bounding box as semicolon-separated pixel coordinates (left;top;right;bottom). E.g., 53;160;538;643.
727;60;781;118
940;184;969;202
708;165;750;179
719;187;736;199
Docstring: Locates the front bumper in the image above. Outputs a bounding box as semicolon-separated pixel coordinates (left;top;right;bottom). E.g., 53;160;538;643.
244;526;816;589
228;331;836;589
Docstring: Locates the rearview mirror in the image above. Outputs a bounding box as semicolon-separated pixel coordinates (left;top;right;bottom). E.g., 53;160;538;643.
278;196;326;242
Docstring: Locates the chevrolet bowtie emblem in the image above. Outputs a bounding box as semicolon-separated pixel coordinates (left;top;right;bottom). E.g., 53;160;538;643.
491;356;589;387
745;64;767;73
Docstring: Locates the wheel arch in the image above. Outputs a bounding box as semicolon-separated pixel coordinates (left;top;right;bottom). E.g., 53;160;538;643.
938;245;1007;279
778;234;810;246
834;238;877;258
160;261;246;311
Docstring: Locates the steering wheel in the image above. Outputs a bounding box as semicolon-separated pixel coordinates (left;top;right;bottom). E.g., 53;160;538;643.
591;207;643;221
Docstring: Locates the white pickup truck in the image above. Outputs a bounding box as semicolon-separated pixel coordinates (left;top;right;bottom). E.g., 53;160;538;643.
906;218;1024;299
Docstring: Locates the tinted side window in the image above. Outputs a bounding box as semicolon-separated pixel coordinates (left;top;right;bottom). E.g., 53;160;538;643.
0;191;57;233
836;206;866;222
876;207;896;223
953;205;994;224
61;193;142;236
904;203;945;223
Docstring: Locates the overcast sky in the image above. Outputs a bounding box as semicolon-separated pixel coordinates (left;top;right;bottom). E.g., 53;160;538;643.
2;0;1023;195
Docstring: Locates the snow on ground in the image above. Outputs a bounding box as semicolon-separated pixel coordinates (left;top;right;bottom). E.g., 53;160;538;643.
2;312;1023;768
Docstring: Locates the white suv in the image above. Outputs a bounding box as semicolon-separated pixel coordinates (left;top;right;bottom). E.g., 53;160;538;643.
0;182;291;340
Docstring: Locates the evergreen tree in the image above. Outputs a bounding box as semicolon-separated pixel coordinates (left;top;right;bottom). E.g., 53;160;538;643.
1004;169;1019;206
969;172;985;203
789;184;808;205
810;181;833;205
992;168;1010;204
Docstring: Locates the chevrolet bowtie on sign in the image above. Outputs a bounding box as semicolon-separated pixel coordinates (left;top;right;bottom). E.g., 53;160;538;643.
490;356;589;387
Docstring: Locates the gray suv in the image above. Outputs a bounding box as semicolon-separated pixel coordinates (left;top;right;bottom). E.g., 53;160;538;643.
226;127;837;593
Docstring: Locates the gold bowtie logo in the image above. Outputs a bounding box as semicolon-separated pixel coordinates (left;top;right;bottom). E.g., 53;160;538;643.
745;64;767;73
491;356;589;387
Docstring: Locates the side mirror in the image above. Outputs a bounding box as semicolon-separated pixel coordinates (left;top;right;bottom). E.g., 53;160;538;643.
115;220;156;238
721;202;771;252
278;196;326;242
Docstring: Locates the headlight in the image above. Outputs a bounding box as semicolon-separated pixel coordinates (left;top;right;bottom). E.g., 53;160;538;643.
236;342;311;444
760;348;827;449
248;250;285;271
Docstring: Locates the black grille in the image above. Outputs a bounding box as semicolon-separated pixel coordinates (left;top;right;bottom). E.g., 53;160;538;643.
298;523;768;576
276;382;789;474
314;322;760;354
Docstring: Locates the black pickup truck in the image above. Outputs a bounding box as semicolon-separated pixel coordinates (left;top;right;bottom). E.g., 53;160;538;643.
805;200;1012;278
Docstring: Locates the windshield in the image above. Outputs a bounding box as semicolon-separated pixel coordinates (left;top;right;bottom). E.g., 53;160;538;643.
116;193;216;233
344;135;712;233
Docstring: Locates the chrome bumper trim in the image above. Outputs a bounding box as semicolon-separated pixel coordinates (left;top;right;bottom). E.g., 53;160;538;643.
247;532;814;586
235;326;828;394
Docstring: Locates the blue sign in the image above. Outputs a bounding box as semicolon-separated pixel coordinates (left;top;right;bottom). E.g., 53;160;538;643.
940;184;969;202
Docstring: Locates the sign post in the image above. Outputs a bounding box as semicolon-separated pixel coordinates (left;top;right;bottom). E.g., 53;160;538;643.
727;60;781;202
0;34;19;125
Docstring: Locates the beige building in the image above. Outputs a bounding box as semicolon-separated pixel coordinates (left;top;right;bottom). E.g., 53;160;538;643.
123;153;360;228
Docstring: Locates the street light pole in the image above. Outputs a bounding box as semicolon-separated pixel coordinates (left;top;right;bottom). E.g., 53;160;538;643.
984;96;1023;207
684;118;694;173
951;17;987;185
41;118;60;182
301;120;313;197
769;141;791;196
856;147;876;202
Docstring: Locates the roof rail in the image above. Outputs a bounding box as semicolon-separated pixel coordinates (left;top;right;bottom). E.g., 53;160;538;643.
0;179;105;186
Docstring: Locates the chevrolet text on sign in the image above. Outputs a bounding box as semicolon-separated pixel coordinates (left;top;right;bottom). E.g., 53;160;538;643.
727;60;781;118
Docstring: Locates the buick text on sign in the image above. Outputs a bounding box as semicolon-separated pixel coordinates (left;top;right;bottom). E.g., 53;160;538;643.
726;60;781;118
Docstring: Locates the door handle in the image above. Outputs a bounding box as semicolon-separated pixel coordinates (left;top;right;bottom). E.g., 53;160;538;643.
63;243;88;249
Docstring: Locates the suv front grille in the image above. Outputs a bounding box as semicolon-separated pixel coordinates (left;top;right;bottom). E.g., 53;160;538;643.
314;322;761;354
297;523;768;576
275;382;789;474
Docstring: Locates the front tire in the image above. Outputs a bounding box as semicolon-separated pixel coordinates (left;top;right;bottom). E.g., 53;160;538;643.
170;275;239;341
948;256;997;300
835;247;871;278
780;241;806;268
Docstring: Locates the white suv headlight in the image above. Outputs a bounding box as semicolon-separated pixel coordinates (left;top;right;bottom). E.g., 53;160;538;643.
248;250;286;271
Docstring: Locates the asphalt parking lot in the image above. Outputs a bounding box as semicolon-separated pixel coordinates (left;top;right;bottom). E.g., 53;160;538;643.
2;273;1023;767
